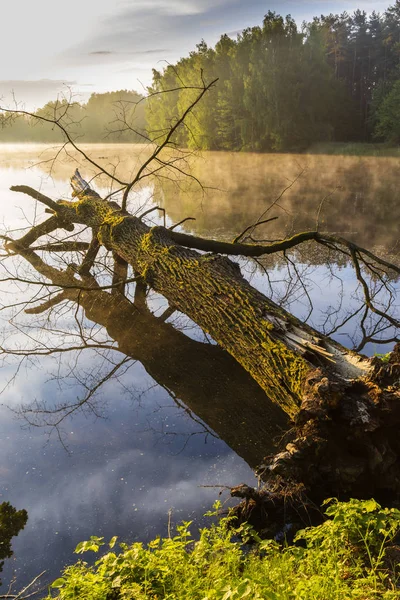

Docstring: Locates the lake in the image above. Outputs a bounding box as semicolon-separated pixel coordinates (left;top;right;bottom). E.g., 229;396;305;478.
0;144;399;589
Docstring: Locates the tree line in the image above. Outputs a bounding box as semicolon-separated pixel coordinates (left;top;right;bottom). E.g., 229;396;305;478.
0;90;146;143
147;2;400;151
3;3;400;151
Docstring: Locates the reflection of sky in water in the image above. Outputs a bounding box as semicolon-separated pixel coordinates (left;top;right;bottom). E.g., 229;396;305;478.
0;358;255;587
0;146;399;587
0;157;255;587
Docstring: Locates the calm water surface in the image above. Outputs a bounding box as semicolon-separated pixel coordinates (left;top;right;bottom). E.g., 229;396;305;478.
0;144;399;588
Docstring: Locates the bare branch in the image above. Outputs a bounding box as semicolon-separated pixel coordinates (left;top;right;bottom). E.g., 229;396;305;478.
78;235;100;276
233;217;279;244
31;241;89;252
0;570;47;599
169;217;196;231
121;77;218;209
9;185;63;213
24;291;68;315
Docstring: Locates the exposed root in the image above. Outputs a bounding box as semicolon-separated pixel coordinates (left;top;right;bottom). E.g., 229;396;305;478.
231;346;400;539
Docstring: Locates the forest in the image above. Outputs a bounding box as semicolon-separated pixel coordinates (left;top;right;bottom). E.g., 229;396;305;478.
3;3;400;151
147;3;400;151
0;90;147;143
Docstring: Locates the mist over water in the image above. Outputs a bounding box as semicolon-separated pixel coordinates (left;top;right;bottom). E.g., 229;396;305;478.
153;151;400;255
7;144;398;252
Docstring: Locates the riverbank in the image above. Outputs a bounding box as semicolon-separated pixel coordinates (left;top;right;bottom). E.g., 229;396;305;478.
306;142;400;157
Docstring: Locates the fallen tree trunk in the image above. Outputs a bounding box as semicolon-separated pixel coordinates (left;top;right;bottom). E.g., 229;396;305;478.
9;174;373;419
6;171;400;516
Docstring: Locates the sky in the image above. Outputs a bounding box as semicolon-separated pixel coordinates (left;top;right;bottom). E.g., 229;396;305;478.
0;0;392;110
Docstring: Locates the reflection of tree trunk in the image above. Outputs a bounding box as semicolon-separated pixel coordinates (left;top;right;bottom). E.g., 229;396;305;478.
18;248;288;470
79;287;289;469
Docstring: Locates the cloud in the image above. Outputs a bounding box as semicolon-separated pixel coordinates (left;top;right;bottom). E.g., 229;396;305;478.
139;49;171;54
90;50;114;55
114;0;232;17
61;0;237;65
89;48;170;56
0;79;76;95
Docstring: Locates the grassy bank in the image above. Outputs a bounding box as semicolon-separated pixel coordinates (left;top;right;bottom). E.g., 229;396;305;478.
305;142;400;156
43;498;400;599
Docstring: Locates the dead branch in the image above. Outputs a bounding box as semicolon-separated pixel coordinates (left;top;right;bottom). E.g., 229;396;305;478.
233;217;279;244
169;217;196;231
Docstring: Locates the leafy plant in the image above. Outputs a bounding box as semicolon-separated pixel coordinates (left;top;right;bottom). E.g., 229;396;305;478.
374;352;391;363
43;499;400;599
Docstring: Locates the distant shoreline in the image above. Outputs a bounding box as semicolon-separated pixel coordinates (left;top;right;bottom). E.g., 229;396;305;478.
0;141;399;158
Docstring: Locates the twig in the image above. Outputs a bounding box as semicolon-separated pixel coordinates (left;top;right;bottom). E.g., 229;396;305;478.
169;217;196;231
233;217;279;244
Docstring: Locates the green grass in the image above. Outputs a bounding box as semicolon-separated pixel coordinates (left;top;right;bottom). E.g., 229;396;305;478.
305;142;400;157
374;352;391;363
43;498;400;599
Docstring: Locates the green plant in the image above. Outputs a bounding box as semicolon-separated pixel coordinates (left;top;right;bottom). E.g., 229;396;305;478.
44;499;400;599
374;352;391;363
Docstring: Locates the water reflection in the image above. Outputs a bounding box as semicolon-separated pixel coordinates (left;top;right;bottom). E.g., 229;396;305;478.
153;152;400;256
0;501;27;585
1;293;279;588
3;144;400;255
0;154;267;587
0;379;256;588
22;276;288;466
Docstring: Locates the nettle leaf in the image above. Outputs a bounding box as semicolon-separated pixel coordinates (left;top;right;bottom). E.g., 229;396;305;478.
74;541;85;554
259;539;279;552
75;536;105;554
109;536;118;549
51;577;66;588
363;499;379;513
236;579;252;597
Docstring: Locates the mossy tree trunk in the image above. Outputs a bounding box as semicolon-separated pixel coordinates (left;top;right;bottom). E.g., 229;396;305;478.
10;181;371;419
8;175;400;515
